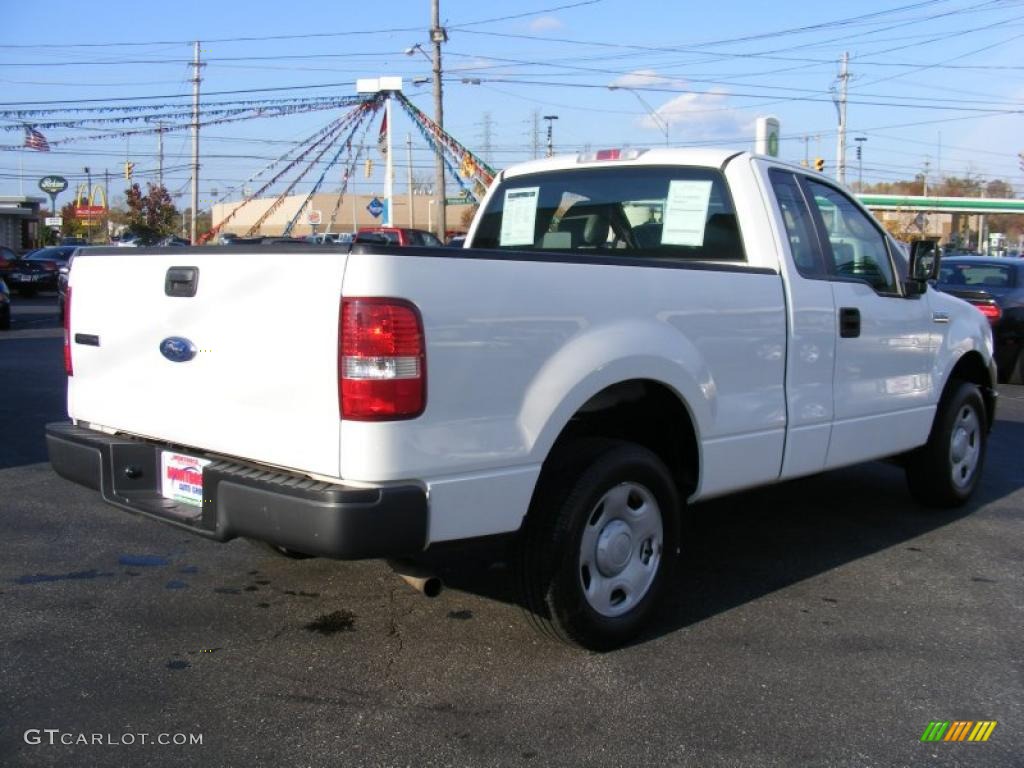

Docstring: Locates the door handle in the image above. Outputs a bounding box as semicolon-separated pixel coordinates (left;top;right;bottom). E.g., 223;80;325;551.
839;307;861;338
165;266;199;297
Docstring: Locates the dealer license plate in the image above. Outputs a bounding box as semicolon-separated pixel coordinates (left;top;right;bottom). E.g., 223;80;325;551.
160;451;212;507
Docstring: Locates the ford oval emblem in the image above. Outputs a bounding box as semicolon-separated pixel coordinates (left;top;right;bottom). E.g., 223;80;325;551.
159;336;197;363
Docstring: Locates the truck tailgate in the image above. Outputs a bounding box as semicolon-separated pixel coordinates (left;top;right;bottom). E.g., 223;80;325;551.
67;247;346;478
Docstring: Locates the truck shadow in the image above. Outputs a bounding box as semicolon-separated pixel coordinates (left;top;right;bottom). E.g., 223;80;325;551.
0;335;66;471
420;413;1023;651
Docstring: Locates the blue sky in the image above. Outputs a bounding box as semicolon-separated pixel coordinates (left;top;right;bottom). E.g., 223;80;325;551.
3;0;1023;206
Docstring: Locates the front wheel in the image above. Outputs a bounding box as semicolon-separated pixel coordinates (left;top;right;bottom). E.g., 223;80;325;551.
906;381;988;507
518;439;680;651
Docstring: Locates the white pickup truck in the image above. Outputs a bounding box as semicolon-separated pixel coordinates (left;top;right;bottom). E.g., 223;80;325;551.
48;148;997;649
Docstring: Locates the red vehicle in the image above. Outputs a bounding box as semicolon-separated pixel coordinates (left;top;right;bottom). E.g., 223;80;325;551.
355;227;444;247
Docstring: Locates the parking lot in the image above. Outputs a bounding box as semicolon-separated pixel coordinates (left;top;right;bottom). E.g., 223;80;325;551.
1;294;1021;767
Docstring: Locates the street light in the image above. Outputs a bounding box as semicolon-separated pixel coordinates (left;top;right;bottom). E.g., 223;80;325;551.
543;115;558;157
608;86;670;146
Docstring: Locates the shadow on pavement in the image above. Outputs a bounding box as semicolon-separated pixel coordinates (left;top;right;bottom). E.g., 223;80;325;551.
417;404;1023;650
0;333;65;471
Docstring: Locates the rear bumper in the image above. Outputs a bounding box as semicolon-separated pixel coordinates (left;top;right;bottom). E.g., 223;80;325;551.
46;422;428;559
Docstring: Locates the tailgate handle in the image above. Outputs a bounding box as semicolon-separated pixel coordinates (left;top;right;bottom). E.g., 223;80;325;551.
165;266;199;297
839;307;861;338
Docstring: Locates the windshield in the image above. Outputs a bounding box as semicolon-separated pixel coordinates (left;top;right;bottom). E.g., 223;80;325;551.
938;263;1015;289
27;248;72;261
473;165;745;261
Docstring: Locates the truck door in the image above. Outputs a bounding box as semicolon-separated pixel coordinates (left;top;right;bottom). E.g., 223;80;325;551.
767;168;838;480
798;178;937;468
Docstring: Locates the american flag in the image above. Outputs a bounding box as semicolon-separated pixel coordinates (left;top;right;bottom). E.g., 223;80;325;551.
24;126;50;152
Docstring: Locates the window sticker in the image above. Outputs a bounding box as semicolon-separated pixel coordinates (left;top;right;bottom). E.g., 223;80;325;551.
499;187;540;246
662;180;713;246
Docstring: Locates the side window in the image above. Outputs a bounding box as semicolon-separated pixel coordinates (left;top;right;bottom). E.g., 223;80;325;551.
805;180;898;294
768;169;824;278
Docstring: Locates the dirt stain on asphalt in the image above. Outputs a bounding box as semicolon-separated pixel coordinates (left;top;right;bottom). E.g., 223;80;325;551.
304;610;356;635
447;610;473;620
166;660;190;670
214;587;242;595
14;570;114;585
165;580;188;590
118;555;169;567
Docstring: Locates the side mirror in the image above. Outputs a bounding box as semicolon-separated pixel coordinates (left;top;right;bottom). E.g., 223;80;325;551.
906;239;941;297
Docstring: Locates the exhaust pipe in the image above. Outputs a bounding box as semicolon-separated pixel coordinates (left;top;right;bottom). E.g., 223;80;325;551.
387;559;442;598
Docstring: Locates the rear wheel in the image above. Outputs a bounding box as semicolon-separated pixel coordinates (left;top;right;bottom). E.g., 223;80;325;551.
0;305;9;330
906;381;987;507
518;439;680;651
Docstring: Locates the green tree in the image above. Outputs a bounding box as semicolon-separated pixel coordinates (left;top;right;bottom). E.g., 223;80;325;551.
125;183;180;241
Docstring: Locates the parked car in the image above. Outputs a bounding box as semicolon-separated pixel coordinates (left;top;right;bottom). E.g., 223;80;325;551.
157;236;191;247
0;245;18;281
0;278;10;330
356;226;444;247
60;237;87;246
935;255;1024;383
446;235;467;248
6;245;76;296
307;232;354;245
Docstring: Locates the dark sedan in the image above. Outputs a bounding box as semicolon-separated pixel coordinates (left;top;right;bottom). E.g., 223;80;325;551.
0;278;10;330
935;256;1024;383
5;245;76;296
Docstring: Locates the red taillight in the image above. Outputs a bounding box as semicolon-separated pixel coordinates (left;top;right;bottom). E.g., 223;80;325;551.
63;286;72;376
975;302;1001;324
595;148;621;161
339;297;425;420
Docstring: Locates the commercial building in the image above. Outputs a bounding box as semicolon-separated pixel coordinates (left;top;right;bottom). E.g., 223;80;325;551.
0;196;44;251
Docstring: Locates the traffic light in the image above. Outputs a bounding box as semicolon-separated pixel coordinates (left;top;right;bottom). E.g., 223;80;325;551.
364;158;374;178
123;161;135;180
813;157;825;172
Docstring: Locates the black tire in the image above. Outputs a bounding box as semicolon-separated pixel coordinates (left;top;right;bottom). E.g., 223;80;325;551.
19;288;36;298
906;381;988;508
1003;347;1023;386
517;438;680;651
0;307;9;331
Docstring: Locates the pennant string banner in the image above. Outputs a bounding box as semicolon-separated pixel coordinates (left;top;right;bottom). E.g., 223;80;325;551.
283;101;380;236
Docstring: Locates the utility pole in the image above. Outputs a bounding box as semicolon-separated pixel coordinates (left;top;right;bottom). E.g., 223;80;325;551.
190;41;203;244
835;52;849;184
157;123;164;187
407;133;414;228
431;0;447;240
479;111;493;167
854;136;867;192
544;115;559;157
103;169;110;242
531;110;541;160
84;167;92;243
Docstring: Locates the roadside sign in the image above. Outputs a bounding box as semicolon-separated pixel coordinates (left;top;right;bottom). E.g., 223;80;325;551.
45;216;62;227
366;198;384;218
445;197;469;205
38;175;68;194
307;209;322;226
73;205;106;220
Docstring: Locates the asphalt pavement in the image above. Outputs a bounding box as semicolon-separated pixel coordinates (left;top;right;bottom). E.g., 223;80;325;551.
1;294;1021;767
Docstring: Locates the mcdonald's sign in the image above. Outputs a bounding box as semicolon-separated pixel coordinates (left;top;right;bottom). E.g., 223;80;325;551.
73;183;107;220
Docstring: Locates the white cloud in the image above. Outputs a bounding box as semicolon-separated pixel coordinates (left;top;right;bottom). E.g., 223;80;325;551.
609;71;754;142
609;69;676;89
529;16;564;32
